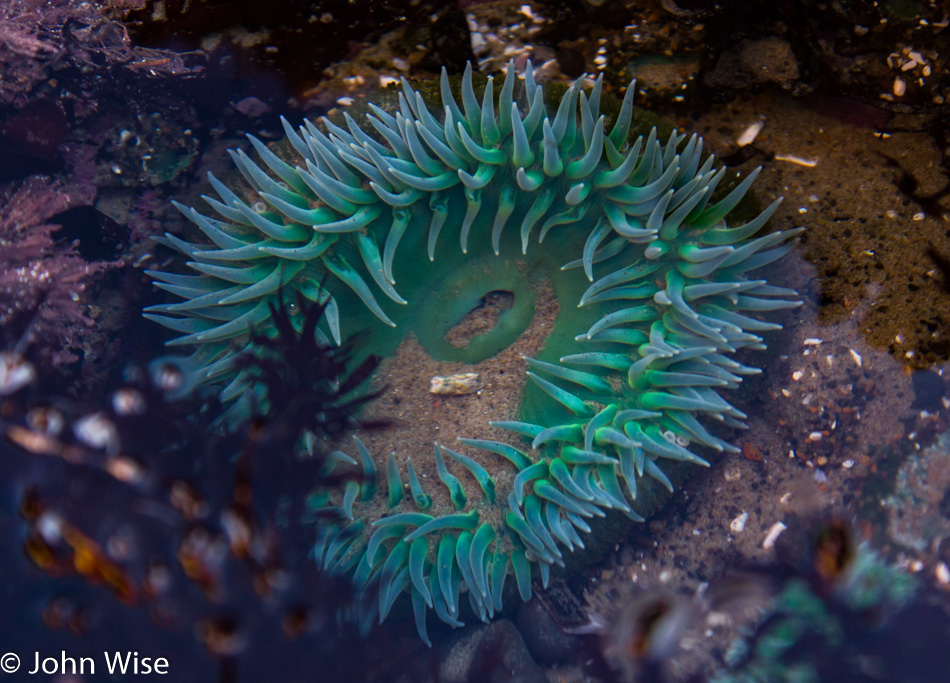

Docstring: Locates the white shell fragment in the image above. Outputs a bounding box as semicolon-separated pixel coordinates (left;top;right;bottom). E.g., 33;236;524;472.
106;456;146;485
762;521;787;549
774;154;819;167
737;119;765;147
74;412;119;453
112;388;147;416
429;372;480;395
730;511;749;533
0;351;36;395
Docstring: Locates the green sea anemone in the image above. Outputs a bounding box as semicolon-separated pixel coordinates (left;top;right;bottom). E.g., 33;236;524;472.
145;61;801;644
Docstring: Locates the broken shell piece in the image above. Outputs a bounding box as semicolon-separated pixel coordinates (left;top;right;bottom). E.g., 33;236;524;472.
762;521;787;549
74;412;119;453
737;119;765;147
774;154;819;167
430;372;480;395
105;456;146;485
112;388;147;416
0;350;35;395
730;511;749;533
26;407;65;436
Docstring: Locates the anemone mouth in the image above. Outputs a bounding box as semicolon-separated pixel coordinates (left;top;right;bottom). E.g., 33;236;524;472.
445;289;517;349
145;60;802;645
412;254;536;363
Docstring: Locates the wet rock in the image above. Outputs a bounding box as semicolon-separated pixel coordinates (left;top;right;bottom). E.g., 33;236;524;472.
886;430;950;552
704;37;806;95
439;619;546;683
517;597;584;666
125;0;473;98
625;55;702;103
911;369;945;410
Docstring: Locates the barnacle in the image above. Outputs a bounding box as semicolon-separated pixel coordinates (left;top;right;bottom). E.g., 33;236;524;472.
146;61;801;644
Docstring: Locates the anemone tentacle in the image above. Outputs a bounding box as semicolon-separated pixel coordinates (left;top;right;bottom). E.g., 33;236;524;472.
148;60;801;643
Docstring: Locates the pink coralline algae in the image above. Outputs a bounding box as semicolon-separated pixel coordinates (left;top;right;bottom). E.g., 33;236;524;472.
0;177;117;366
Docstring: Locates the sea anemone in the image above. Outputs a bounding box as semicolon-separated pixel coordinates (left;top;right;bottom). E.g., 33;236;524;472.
145;61;801;644
715;519;924;683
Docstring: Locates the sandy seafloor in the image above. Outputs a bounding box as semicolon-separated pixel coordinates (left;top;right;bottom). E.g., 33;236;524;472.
4;2;950;681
